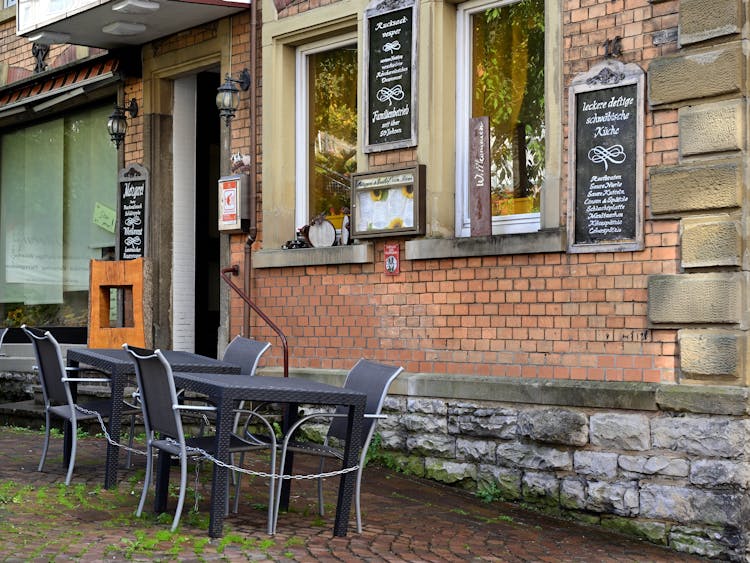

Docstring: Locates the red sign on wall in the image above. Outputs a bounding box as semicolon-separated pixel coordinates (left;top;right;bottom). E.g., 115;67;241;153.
384;243;400;275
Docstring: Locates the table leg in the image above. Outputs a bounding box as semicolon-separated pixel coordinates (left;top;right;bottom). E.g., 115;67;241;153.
154;450;170;513
62;360;80;469
208;398;233;538
333;401;364;537
103;372;124;489
278;403;297;511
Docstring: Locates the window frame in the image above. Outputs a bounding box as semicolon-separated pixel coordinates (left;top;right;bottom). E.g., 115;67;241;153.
294;33;358;231
455;0;559;239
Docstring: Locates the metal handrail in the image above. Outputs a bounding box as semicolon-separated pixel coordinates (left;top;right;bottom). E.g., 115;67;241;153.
221;265;289;378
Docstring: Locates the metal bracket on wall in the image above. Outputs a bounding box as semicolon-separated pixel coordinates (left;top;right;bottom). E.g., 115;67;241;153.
32;42;49;73
604;36;622;59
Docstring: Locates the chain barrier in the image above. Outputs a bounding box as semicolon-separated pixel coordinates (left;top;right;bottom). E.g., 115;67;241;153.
75;406;359;481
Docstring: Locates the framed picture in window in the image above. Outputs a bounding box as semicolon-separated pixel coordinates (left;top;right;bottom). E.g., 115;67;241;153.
350;165;425;238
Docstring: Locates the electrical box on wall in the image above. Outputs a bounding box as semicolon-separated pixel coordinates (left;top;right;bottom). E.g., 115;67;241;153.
218;174;250;233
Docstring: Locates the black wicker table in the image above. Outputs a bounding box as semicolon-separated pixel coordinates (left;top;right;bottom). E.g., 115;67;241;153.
66;348;241;489
159;372;366;538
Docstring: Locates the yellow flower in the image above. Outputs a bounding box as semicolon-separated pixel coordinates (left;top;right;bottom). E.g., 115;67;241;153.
402;185;414;199
369;189;389;202
388;217;404;229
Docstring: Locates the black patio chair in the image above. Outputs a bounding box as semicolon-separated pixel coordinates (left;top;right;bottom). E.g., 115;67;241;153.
272;359;403;534
123;344;277;533
222;334;272;430
220;335;275;514
21;325;139;485
0;326;8;356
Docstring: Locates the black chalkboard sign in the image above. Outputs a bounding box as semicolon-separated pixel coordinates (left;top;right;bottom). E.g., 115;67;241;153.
365;0;417;152
118;164;148;260
568;61;644;253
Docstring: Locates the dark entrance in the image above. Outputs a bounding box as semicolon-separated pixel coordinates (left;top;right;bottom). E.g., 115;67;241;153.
194;72;221;358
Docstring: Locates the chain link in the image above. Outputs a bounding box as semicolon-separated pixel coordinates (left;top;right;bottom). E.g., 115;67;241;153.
75;406;359;481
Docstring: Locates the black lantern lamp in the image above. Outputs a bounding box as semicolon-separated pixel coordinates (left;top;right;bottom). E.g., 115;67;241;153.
216;68;251;127
107;99;138;149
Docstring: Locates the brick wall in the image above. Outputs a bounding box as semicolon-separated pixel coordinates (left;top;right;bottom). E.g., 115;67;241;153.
231;0;686;384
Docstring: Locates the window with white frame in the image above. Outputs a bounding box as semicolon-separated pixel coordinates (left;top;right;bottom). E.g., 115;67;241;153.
295;37;358;231
456;0;546;237
4;0;16;7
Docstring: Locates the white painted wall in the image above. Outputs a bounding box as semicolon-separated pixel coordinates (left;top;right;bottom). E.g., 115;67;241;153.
172;76;197;352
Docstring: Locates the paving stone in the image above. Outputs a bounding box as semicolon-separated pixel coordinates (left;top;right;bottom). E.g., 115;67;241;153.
0;426;712;562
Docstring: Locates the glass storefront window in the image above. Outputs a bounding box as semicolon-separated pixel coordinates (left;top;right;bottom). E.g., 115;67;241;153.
0;104;117;329
470;0;545;218
306;44;358;229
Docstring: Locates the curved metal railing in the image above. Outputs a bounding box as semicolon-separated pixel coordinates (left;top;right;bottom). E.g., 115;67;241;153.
221;265;288;378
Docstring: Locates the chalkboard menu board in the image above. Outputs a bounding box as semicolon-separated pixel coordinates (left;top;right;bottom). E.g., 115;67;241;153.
568;61;644;253
118;164;148;260
365;0;417;153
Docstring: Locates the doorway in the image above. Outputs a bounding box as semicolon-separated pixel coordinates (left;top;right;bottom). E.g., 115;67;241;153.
172;72;221;357
194;72;221;358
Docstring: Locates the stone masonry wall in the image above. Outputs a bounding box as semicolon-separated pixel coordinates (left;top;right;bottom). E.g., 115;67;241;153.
647;0;749;385
377;393;750;561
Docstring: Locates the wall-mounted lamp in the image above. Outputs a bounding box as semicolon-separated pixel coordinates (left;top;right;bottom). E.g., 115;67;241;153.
107;99;138;149
215;69;251;127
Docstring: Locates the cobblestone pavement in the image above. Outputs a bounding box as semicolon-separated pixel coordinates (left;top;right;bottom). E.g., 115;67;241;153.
0;426;713;562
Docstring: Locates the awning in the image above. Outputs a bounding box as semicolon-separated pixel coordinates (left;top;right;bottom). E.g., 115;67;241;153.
0;56;121;125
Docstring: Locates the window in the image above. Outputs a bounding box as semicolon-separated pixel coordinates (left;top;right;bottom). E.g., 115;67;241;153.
456;0;546;237
295;39;358;231
4;0;16;8
0;104;117;328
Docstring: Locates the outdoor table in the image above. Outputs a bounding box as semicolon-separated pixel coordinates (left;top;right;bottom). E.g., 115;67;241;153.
153;372;367;538
66;348;241;489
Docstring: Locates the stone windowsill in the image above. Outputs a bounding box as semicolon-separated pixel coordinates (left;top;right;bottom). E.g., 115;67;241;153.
253;228;567;268
406;228;567;260
252;243;374;268
0;6;14;24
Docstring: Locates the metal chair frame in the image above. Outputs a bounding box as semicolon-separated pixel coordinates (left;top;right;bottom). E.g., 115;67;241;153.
21;324;138;485
272;359;403;533
124;344;277;533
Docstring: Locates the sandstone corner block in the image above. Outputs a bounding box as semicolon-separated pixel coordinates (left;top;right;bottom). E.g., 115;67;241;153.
679;0;741;46
649;160;742;215
647;274;743;325
648;44;743;106
679;330;742;380
681;216;740;268
679;100;744;157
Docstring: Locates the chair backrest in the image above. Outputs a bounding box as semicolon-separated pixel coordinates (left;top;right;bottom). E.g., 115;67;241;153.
222;335;271;376
21;325;72;407
328;359;403;446
0;326;8;356
124;344;184;442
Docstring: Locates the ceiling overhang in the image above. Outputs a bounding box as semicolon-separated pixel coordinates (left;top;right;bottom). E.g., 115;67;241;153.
17;0;250;49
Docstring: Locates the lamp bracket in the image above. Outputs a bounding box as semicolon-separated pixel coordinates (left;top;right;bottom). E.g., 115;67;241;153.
122;98;138;118
229;68;251;91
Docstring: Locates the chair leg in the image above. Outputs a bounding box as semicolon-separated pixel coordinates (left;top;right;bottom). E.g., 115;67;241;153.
171;453;188;532
38;410;51;472
354;466;363;533
232;452;244;514
317;456;325;517
272;448;290;535
64;418;78;486
136;444;153;517
266;447;277;535
125;414;136;469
